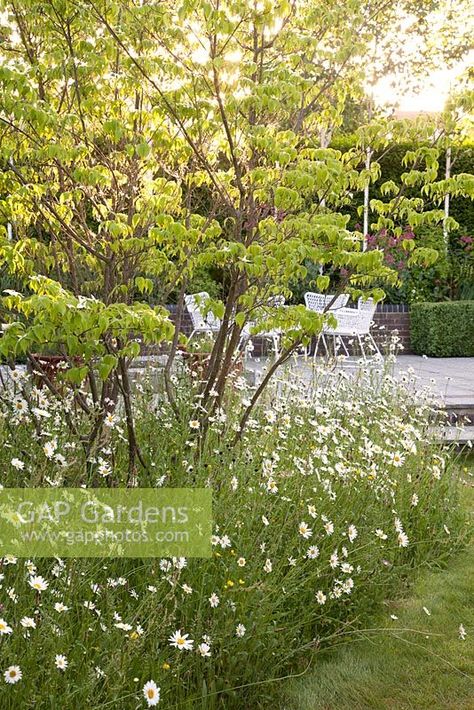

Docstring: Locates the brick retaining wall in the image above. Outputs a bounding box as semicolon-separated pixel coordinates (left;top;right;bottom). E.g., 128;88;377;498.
373;304;412;353
167;304;193;336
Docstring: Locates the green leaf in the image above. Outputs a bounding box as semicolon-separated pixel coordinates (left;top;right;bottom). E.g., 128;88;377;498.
235;312;246;328
136;142;151;159
64;365;89;385
97;354;117;380
316;275;330;292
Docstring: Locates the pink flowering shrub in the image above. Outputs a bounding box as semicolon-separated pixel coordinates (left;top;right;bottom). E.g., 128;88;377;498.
366;225;474;303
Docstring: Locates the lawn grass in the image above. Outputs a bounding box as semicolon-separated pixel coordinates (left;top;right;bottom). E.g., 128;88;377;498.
283;478;474;710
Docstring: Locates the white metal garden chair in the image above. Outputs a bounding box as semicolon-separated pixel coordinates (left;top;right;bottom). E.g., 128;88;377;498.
315;297;381;359
304;292;349;314
304;292;350;357
184;292;221;342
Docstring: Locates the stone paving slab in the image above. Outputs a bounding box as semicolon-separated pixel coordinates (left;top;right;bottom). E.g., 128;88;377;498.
391;356;474;405
244;355;474;407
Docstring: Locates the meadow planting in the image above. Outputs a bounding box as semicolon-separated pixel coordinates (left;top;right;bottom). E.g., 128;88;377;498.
0;360;465;708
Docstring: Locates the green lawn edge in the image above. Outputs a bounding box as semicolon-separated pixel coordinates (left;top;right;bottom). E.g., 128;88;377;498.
283;481;474;710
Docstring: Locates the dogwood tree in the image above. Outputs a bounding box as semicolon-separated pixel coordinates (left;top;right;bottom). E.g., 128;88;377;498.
0;0;472;453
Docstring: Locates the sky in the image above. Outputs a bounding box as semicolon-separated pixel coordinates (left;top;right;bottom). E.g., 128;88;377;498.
373;55;473;113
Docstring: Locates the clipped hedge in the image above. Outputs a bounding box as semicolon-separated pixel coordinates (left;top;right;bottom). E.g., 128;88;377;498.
410;301;474;357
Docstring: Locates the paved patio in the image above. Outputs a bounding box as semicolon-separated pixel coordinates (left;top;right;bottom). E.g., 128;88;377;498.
391;356;474;406
244;355;474;407
244;354;474;442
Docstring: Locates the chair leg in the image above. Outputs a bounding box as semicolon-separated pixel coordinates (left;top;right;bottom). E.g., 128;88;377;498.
273;335;280;359
357;334;367;360
313;334;320;360
321;334;330;358
369;332;382;356
338;336;349;356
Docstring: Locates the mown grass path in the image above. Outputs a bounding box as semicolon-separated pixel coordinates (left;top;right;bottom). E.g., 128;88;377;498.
285;483;474;710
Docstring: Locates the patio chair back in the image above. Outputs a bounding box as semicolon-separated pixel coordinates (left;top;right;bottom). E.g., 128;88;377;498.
184;292;221;332
356;298;377;334
304;292;349;312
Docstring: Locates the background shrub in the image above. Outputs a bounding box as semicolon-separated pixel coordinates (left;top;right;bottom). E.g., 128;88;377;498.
331;138;474;235
410;301;474;356
285;139;474;306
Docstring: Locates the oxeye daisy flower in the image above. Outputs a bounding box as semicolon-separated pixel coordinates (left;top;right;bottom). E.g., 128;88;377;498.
189;419;200;429
55;654;68;671
11;458;24;470
4;665;22;684
209;593;219;608
43;440;56;459
348;525;358;543
298;521;312;539
306;545;319;559
219;535;231;549
20;617;36;629
329;551;339;569
169;629;194;651
114;622;133;631
323;520;334;535
266;478;278;493
104;412;117;428
307;505;317;518
0;619;13;635
394;518;403;533
197;642;211;657
143;680;161;706
54;602;69;613
398;531;409;547
315;590;326;605
31;406;51;419
237;557;246;567
389;451;405;467
29;575;48;592
13;398;27;414
235;624;246;637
